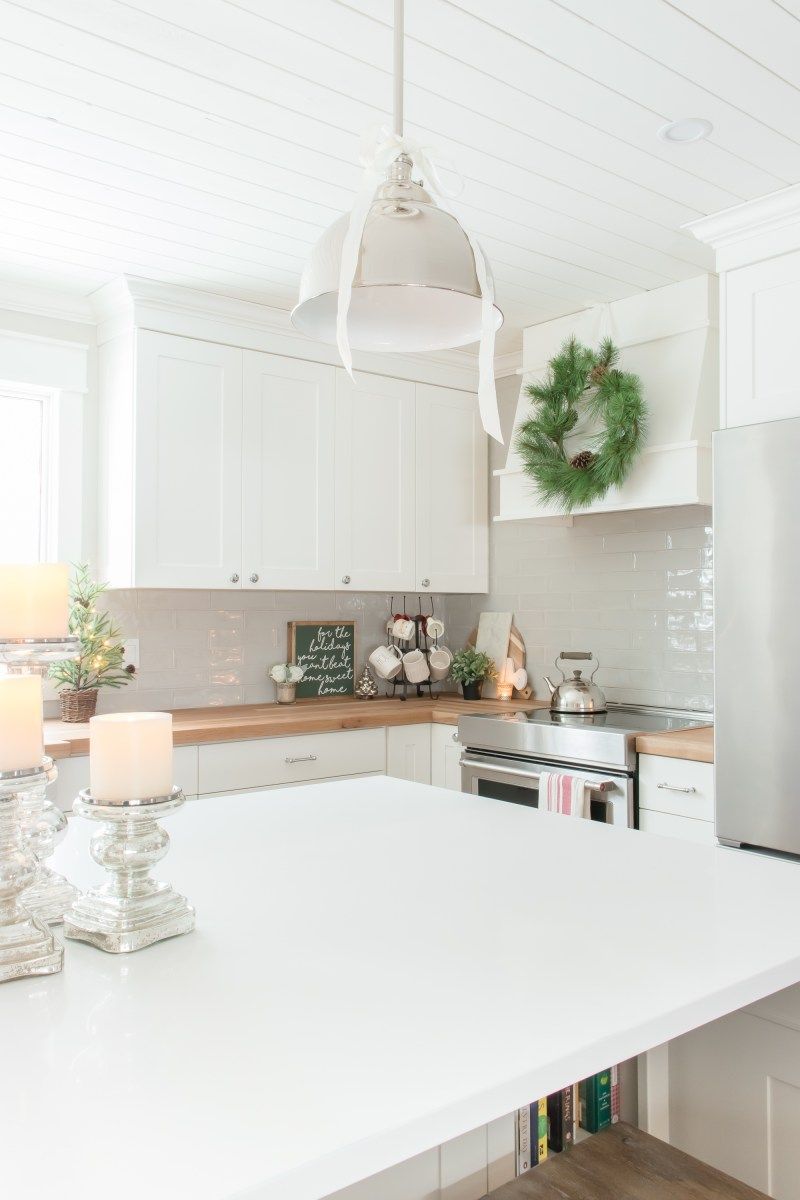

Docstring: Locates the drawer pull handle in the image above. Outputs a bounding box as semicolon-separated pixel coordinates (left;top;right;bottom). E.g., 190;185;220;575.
656;783;697;794
285;754;318;764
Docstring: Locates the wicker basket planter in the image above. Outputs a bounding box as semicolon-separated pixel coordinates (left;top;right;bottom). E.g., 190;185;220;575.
59;688;99;723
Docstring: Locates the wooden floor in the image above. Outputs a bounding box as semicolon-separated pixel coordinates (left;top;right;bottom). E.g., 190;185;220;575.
486;1123;768;1199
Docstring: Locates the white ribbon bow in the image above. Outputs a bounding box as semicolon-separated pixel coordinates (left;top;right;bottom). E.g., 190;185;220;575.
336;125;503;444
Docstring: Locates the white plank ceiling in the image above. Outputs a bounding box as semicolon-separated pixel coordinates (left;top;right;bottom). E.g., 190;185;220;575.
0;0;797;353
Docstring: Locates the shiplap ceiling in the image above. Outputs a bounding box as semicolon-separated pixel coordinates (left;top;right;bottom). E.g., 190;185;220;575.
0;1;798;354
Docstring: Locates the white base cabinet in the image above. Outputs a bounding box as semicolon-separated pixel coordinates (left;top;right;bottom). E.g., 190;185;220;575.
431;724;463;791
637;754;715;845
386;724;432;785
668;986;800;1197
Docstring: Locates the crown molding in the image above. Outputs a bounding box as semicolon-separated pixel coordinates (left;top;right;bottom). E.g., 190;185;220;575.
685;183;800;270
91;276;514;390
0;279;94;326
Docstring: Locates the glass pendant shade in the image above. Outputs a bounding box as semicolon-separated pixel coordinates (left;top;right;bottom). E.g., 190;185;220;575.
291;165;503;353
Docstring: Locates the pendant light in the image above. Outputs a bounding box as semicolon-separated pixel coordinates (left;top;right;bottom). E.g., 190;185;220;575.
290;0;504;440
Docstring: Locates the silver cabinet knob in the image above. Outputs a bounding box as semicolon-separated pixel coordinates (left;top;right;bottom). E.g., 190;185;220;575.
250;573;259;583
452;732;459;742
341;575;351;585
229;573;240;583
421;577;430;587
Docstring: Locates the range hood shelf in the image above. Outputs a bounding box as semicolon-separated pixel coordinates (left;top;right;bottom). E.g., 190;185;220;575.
496;276;717;522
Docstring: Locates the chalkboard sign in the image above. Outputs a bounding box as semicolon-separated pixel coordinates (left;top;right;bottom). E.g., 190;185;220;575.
288;621;356;699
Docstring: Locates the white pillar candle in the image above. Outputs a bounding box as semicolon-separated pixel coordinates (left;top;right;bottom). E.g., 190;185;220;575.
0;563;69;639
90;712;173;802
0;675;44;771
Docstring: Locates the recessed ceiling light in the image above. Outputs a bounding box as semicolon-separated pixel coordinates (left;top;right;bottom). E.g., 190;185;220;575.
657;117;713;143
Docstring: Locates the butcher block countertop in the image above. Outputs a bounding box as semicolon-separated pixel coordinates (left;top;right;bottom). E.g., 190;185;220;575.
42;694;548;759
44;696;714;762
635;725;714;764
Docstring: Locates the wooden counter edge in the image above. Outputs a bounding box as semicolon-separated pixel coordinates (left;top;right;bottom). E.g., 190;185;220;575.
636;726;714;764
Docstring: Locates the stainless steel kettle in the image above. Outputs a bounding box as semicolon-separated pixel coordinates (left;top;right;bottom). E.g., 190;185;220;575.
544;651;607;714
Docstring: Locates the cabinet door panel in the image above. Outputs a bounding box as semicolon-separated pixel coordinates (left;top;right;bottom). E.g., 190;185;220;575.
386;724;431;785
242;352;335;590
415;384;488;593
431;724;463;791
334;371;414;591
135;332;243;587
726;251;800;428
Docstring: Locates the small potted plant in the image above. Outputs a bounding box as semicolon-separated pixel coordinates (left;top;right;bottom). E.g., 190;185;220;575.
49;564;132;722
269;663;305;705
450;648;496;701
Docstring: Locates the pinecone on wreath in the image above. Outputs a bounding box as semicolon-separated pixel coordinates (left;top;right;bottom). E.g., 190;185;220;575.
589;362;608;385
569;449;596;471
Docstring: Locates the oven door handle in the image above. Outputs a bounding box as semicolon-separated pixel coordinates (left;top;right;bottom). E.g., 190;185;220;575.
459;755;617;793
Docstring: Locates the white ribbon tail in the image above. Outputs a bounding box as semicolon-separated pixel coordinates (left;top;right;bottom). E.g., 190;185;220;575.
336;182;377;381
465;232;503;444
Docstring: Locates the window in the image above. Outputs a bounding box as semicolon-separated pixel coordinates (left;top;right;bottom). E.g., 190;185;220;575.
0;383;54;562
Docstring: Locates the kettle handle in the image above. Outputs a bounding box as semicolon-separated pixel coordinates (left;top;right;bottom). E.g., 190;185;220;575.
556;650;600;681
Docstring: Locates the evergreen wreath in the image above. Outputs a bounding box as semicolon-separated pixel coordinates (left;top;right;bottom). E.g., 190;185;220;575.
516;337;646;512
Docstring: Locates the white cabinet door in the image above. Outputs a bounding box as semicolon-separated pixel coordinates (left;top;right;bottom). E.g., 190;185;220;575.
638;809;717;845
135;332;243;587
386;724;431;785
669;995;800;1195
242;352;335;590
334;370;415;591
431;724;463;791
725;251;800;428
415;384;488;593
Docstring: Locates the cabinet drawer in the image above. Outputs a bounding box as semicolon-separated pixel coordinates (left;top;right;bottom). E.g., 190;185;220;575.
50;745;200;810
198;728;386;795
638;754;714;821
639;809;717;845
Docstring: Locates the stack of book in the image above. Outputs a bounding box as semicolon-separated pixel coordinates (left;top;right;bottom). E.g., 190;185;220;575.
515;1065;620;1175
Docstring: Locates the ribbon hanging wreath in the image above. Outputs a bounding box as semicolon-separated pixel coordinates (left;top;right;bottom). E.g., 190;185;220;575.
516;337;646;512
336;125;503;444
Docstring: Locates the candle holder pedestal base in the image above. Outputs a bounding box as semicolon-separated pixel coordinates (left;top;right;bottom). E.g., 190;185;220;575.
0;767;64;983
18;757;80;924
63;788;195;954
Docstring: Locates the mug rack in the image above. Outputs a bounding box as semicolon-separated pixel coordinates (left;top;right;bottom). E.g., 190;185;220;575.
385;595;442;702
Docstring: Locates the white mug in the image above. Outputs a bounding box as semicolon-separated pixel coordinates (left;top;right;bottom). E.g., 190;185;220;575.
392;617;415;642
428;646;452;682
402;648;430;683
426;618;445;641
369;643;403;680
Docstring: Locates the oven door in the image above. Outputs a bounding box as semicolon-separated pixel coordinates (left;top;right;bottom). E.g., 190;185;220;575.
460;751;633;828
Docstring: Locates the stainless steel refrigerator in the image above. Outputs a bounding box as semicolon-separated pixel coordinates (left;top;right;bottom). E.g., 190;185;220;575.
715;416;800;856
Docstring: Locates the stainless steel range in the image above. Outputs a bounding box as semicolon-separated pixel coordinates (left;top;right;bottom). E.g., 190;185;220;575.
458;704;708;828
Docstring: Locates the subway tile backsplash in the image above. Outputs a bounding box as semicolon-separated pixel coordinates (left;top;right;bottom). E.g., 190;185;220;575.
447;505;714;714
51;509;712;719
48;590;450;717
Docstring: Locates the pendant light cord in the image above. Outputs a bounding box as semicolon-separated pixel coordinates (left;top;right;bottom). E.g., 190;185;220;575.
393;0;404;137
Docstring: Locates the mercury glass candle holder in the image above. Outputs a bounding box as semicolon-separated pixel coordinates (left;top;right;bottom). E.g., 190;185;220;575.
63;786;195;954
0;636;80;675
0;764;64;983
18;756;79;924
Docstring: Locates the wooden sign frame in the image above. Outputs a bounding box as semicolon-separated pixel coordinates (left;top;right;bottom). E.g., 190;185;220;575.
288;620;357;700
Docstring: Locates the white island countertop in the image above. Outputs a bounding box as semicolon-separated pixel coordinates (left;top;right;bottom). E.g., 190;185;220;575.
6;776;800;1200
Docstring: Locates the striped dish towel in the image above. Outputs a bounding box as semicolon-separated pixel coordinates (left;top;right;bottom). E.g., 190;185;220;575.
538;771;590;818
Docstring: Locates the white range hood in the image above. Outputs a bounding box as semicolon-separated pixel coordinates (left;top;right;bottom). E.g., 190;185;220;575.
495;275;718;522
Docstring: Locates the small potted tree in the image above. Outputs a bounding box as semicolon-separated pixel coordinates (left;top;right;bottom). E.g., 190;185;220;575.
450;648;496;701
49;565;132;722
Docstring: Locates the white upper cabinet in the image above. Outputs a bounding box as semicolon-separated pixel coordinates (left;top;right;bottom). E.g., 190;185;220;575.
415;383;488;593
723;253;800;429
243;352;335;590
688;186;800;429
133;331;243;588
334;370;415;592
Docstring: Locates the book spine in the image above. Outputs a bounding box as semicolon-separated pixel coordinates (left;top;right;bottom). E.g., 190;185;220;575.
579;1070;612;1133
536;1097;548;1164
516;1104;531;1175
562;1085;574;1148
547;1087;574;1153
611;1064;620;1124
